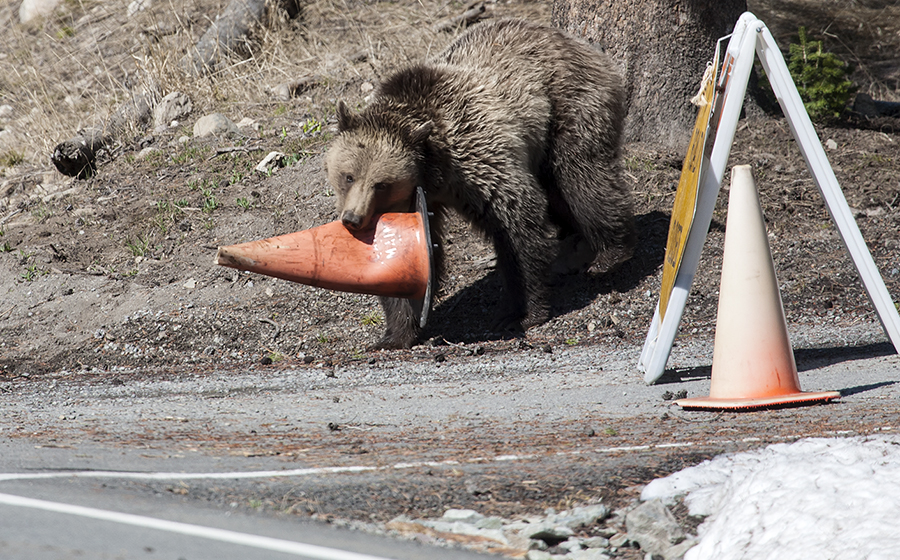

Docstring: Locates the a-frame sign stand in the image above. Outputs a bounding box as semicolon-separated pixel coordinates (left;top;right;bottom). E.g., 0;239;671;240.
639;12;900;384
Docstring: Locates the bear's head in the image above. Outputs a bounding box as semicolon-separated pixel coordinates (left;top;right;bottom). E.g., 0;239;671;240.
325;101;432;231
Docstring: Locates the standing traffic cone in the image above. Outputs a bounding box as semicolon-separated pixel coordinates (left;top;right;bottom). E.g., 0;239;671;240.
215;188;435;327
676;165;840;410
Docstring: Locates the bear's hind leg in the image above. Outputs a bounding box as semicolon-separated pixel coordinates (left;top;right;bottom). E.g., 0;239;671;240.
551;232;598;276
549;106;635;274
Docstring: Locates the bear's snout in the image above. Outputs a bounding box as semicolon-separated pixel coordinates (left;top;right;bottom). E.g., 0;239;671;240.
341;211;365;230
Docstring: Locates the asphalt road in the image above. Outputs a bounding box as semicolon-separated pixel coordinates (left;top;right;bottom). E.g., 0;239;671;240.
0;441;498;560
2;325;899;558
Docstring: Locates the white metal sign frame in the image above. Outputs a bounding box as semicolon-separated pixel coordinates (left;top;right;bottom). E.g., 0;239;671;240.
639;12;900;384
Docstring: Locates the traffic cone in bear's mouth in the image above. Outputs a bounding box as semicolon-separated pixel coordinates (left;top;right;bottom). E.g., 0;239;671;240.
215;187;434;328
676;165;840;411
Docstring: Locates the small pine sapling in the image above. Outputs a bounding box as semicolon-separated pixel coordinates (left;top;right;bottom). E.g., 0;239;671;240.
786;27;856;120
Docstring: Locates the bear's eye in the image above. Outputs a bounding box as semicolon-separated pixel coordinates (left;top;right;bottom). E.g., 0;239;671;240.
345;174;354;184
373;182;388;192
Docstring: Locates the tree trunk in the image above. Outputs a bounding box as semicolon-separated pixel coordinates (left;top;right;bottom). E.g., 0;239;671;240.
552;0;747;151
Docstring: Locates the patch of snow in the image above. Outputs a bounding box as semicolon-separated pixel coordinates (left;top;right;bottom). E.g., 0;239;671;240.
642;436;900;559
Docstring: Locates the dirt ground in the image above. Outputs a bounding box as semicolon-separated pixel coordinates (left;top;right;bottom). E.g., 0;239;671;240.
2;0;899;377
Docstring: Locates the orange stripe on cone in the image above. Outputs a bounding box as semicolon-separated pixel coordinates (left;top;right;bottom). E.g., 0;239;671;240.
676;165;840;411
215;211;431;300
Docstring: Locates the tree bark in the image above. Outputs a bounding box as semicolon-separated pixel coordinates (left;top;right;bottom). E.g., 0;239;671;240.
552;0;746;151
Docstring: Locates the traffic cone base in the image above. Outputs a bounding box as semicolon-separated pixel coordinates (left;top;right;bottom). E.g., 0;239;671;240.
215;187;434;328
675;390;841;411
678;165;839;411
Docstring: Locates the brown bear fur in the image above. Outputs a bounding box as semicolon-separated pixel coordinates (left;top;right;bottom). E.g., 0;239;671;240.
324;18;635;349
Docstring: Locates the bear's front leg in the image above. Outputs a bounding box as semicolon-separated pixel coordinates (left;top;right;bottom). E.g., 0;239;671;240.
369;296;420;350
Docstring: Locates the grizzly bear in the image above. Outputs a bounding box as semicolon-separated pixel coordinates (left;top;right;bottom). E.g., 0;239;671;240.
325;18;635;349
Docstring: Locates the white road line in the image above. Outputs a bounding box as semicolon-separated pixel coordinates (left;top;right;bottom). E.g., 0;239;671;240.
0;492;393;560
0;460;458;482
0;465;380;482
1;431;879;484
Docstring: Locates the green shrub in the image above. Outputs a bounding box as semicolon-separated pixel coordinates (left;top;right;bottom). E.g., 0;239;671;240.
0;150;25;168
786;27;856;120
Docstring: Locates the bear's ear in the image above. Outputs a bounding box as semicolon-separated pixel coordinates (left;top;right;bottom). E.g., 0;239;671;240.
409;120;433;145
336;101;358;131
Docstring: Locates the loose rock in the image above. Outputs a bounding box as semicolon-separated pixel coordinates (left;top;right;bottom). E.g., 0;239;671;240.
19;0;61;22
525;522;575;542
625;498;695;560
254;151;287;174
136;146;161;161
154;92;192;129
583;536;610;549
193;113;241;138
568;550;611;560
607;533;631;548
557;504;610;529
381;501;631;559
269;77;318;102
441;509;483;523
127;0;151;16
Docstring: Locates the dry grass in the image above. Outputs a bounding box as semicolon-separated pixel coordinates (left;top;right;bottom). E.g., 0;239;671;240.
0;0;548;173
3;0;898;176
0;0;898;379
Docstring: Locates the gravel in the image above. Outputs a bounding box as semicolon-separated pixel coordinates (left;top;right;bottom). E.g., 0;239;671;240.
383;501;700;560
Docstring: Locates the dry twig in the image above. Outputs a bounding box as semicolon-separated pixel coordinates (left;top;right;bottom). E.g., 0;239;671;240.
432;1;487;33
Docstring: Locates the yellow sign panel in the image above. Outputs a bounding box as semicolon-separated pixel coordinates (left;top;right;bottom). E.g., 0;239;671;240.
658;57;721;319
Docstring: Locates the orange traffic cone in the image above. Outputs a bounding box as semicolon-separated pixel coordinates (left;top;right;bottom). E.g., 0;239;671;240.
215;187;434;327
676;165;840;410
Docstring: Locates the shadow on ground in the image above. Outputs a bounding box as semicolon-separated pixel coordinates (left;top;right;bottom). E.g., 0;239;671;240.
795;342;896;372
652;341;896;386
424;210;669;344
